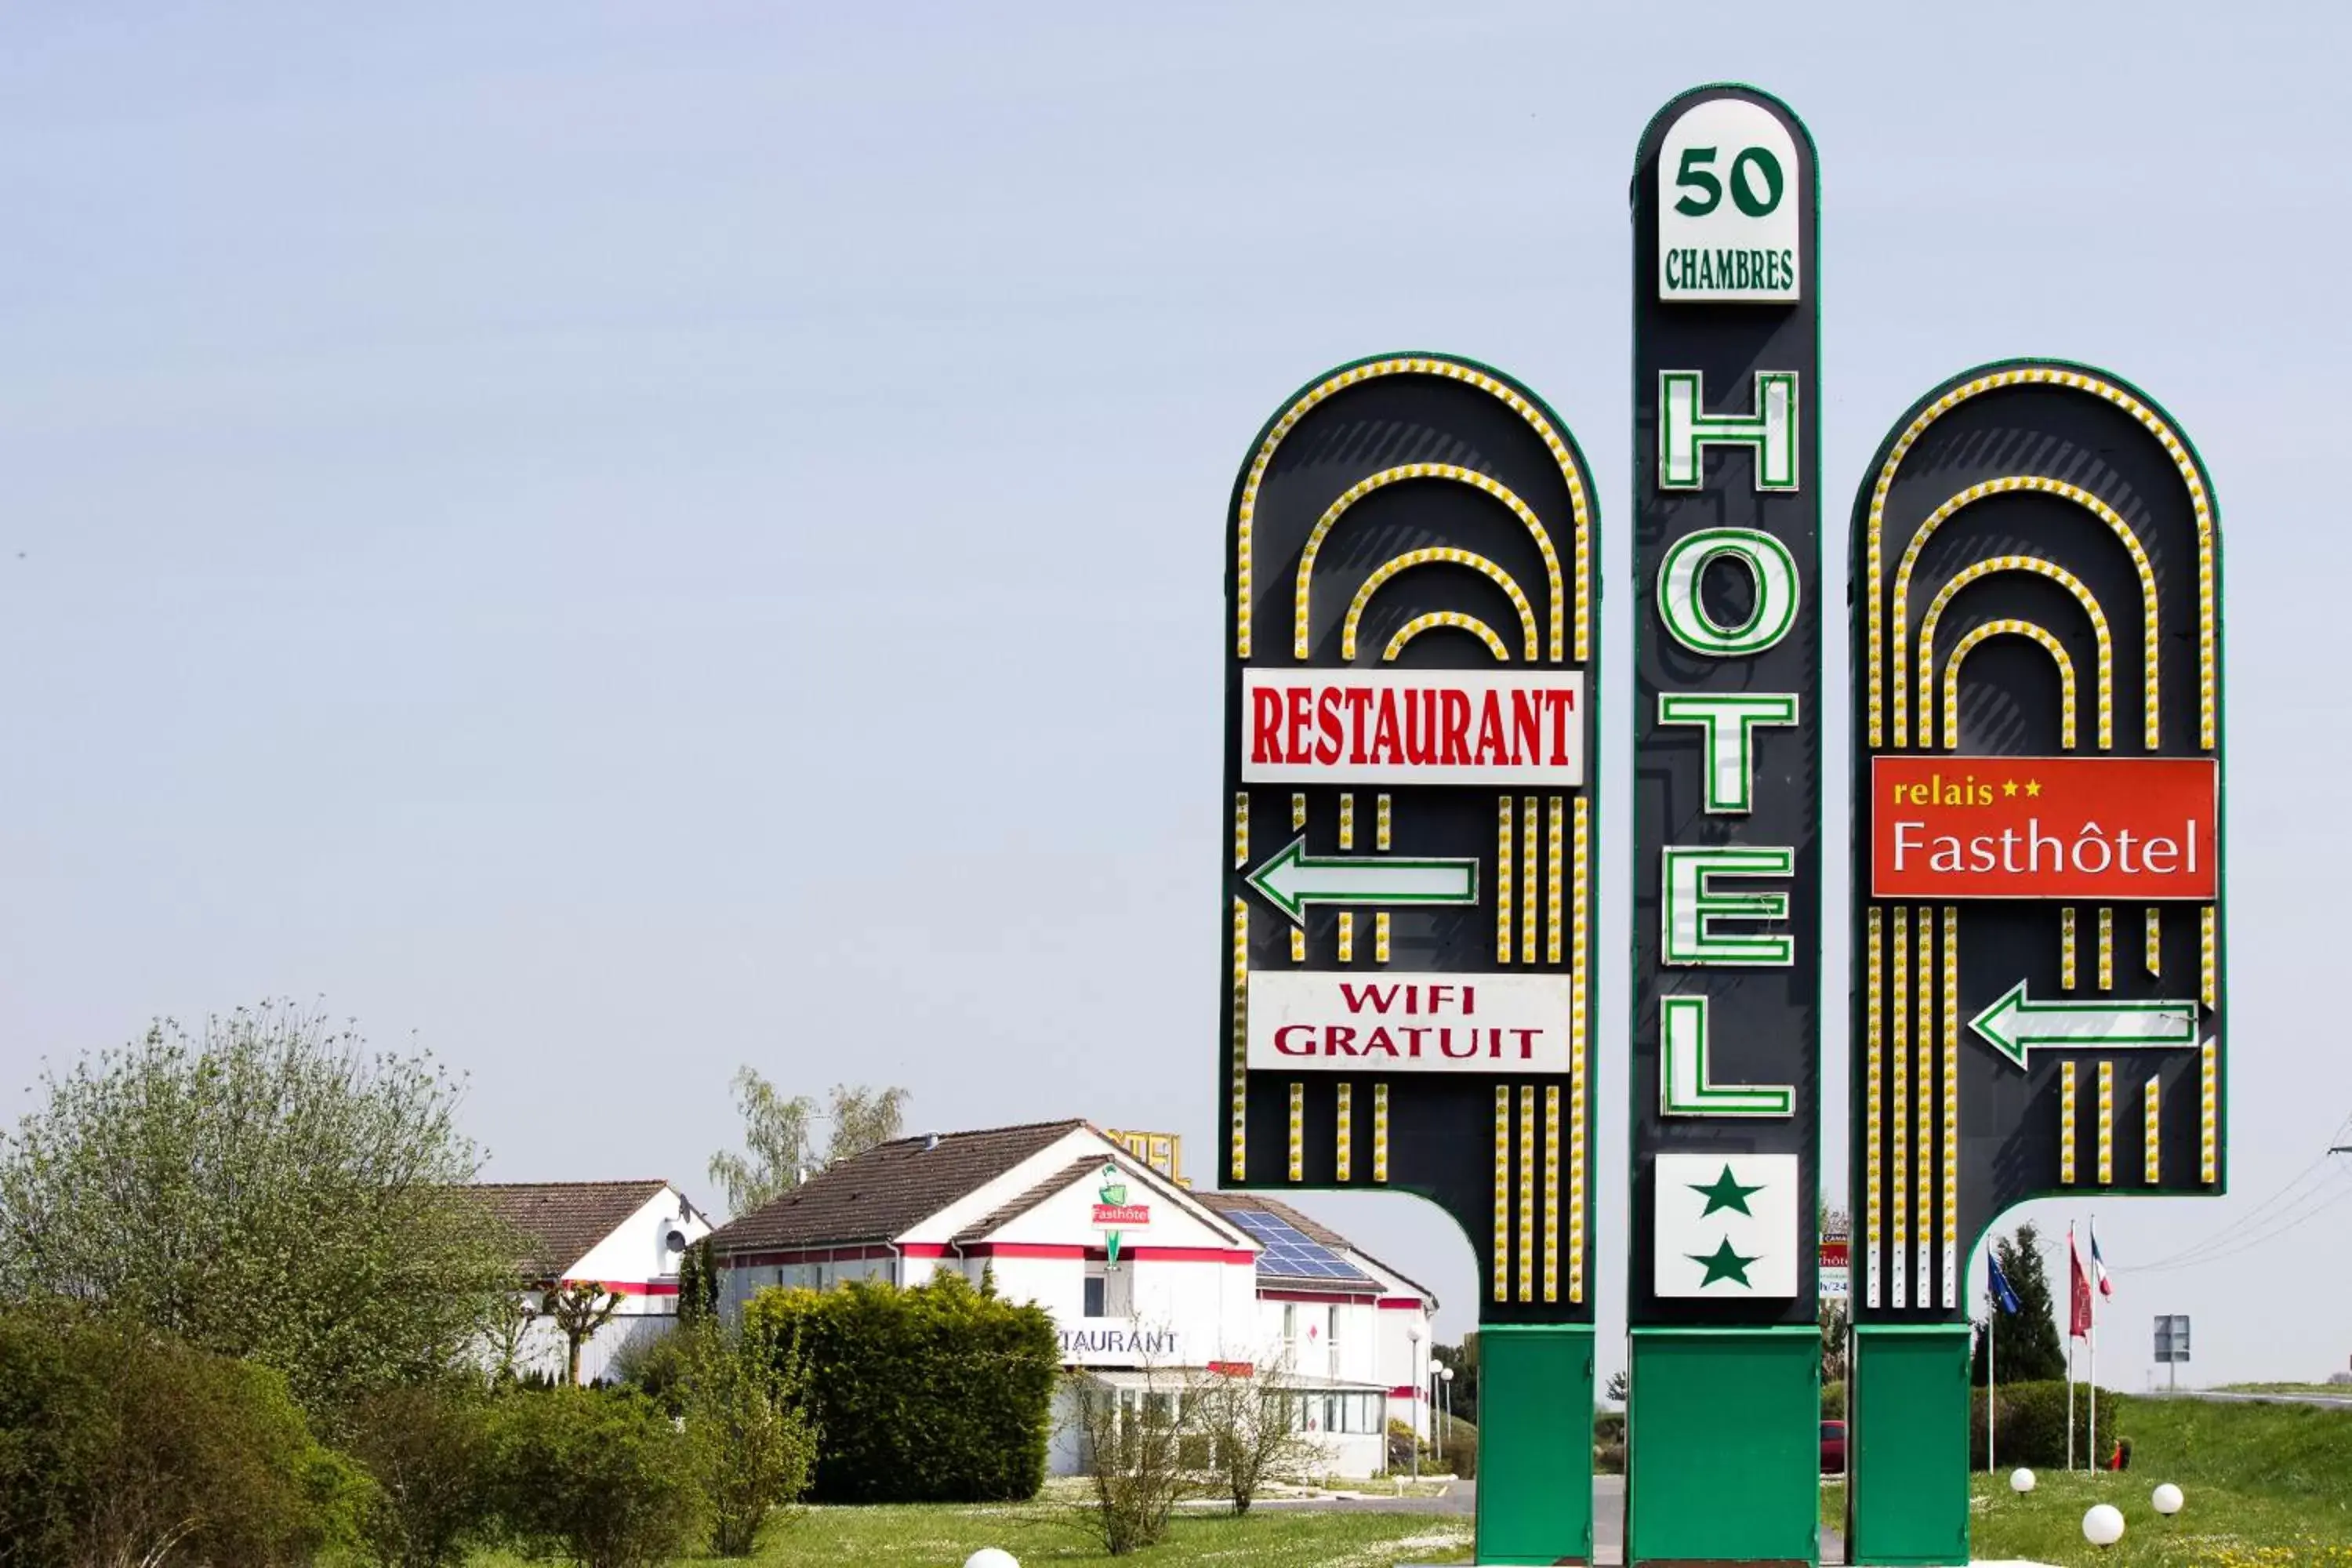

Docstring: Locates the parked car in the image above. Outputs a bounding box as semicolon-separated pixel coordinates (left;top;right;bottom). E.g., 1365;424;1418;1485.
1820;1419;1846;1473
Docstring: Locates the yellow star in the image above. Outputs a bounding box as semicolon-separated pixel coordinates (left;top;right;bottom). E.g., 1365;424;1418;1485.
2025;779;2043;797
2002;779;2020;797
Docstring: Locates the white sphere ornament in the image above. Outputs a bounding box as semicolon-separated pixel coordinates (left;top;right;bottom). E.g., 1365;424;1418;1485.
2152;1483;2184;1515
965;1552;1020;1568
2009;1468;2036;1494
2083;1504;2126;1547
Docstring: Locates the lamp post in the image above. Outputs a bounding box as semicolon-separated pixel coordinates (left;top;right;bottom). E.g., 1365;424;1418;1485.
1436;1363;1455;1467
1407;1328;1422;1480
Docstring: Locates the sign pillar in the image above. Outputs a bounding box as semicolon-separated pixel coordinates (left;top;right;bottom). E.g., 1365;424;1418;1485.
1625;84;1824;1566
1845;361;2225;1563
1219;354;1603;1566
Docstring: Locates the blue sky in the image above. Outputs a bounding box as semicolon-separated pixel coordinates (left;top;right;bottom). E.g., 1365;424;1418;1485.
4;2;2348;1385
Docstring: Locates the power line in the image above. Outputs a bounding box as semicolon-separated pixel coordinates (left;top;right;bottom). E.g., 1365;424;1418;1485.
2118;1164;2352;1276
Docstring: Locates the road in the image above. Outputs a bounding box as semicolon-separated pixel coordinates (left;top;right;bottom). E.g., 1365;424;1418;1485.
2151;1388;2352;1410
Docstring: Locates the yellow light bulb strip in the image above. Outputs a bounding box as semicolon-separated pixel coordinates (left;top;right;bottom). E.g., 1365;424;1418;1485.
1894;477;2151;750
1335;1083;1352;1183
2061;907;2078;989
1942;906;1961;1308
2201;906;2218;1008
2098;908;2114;991
1915;906;1935;1298
1374;912;1391;964
1919;555;2114;750
1373;1083;1390;1183
1892;906;1910;1309
1291;793;1307;831
1233;792;1249;869
1862;368;2212;749
1864;906;1885;1309
1376;793;1392;851
1291;928;1305;964
1517;1085;1537;1304
1338;793;1354;850
2060;1063;2078;1185
1382;610;1512;663
1544;1084;1561;1304
1287;1083;1305;1182
1229;898;1248;1181
1234;358;1593;661
1546;797;1564;965
1521;796;1538;966
1342;548;1537;661
2144;1074;2161;1186
2201;1040;2219;1183
1943;619;2080;749
1571;796;1590;1068
1338;913;1354;964
1294;464;1566;660
1491;1087;1511;1303
2147;907;2162;976
2099;1062;2116;1185
1496;796;1515;964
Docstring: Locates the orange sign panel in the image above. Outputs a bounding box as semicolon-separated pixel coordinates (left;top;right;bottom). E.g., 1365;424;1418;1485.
1869;756;2216;901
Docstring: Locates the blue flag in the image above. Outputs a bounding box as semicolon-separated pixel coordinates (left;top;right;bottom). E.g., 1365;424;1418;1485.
1987;1250;2022;1316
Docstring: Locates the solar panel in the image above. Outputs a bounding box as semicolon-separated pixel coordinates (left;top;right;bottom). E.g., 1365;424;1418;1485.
1226;1209;1374;1285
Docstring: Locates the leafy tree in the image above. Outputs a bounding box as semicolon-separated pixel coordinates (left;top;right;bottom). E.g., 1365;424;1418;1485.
1434;1335;1479;1426
1820;1297;1849;1383
0;1003;514;1418
1972;1221;2068;1385
1193;1358;1316;1515
1604;1368;1628;1403
1067;1367;1192;1555
542;1282;622;1387
706;1073;909;1217
676;1237;719;1328
483;1296;544;1386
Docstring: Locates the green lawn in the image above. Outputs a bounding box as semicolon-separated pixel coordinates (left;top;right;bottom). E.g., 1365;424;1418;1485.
470;1501;1472;1567
1828;1395;2352;1566
2216;1383;2352;1399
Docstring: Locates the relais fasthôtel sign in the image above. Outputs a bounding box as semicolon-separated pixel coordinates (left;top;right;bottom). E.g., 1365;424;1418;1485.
1218;354;1604;1563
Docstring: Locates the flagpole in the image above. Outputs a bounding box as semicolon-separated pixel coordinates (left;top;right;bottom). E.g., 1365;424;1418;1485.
2089;1211;2100;1470
2066;1225;2077;1472
1987;1274;1997;1474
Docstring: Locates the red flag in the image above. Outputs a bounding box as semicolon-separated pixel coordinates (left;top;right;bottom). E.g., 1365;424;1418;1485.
2068;1226;2093;1339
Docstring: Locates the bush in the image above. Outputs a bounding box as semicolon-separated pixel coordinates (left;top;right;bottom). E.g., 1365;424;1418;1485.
742;1272;1058;1504
1969;1380;2126;1468
347;1380;495;1568
0;1310;367;1567
1821;1380;1845;1420
488;1386;701;1568
677;1323;818;1556
1594;1441;1626;1475
1067;1374;1191;1555
1592;1410;1626;1446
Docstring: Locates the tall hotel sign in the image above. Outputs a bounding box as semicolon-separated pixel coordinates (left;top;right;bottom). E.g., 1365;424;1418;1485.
1621;85;1828;1568
1842;360;2225;1563
1219;355;1603;1564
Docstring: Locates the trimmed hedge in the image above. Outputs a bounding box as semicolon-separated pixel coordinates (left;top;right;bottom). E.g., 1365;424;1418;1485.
1969;1380;2127;1468
742;1271;1056;1504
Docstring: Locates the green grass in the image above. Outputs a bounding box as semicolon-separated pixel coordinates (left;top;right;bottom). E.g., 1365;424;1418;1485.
469;1501;1473;1567
2216;1383;2352;1398
1834;1395;2352;1565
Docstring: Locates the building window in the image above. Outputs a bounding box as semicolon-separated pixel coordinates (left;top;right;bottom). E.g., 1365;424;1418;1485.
1282;1302;1298;1359
1327;1305;1341;1379
1083;1259;1133;1319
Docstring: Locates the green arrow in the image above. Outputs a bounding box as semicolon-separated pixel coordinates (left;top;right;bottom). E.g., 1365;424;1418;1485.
1243;836;1479;926
1968;980;2198;1069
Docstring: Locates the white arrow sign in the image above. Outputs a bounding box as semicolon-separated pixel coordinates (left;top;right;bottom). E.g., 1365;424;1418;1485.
1968;980;2198;1069
1243;837;1479;926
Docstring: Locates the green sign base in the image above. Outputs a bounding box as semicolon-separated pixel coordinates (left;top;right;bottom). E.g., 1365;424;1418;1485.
1474;1323;1595;1566
1847;1323;1973;1566
1624;1325;1820;1566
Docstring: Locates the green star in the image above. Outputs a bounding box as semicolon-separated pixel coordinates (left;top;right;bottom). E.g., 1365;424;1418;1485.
1689;1236;1759;1288
1689;1163;1765;1218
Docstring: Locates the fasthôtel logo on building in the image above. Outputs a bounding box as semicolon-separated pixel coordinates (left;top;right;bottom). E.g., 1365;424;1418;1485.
1091;1163;1147;1265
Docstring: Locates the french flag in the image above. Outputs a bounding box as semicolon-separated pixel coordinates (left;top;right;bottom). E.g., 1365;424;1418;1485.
2090;1221;2114;1298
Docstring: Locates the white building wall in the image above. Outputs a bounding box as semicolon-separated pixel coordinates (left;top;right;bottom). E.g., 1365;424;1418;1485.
494;1185;713;1386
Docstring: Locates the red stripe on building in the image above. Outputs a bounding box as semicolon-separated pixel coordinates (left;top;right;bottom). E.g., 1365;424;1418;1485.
560;1279;681;1297
1261;1289;1379;1305
726;1245;896;1269
1377;1297;1428;1311
1388;1385;1421;1400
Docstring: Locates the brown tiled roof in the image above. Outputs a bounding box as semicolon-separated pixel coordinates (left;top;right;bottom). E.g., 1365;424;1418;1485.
708;1120;1086;1254
1194;1189;1438;1305
466;1180;671;1281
